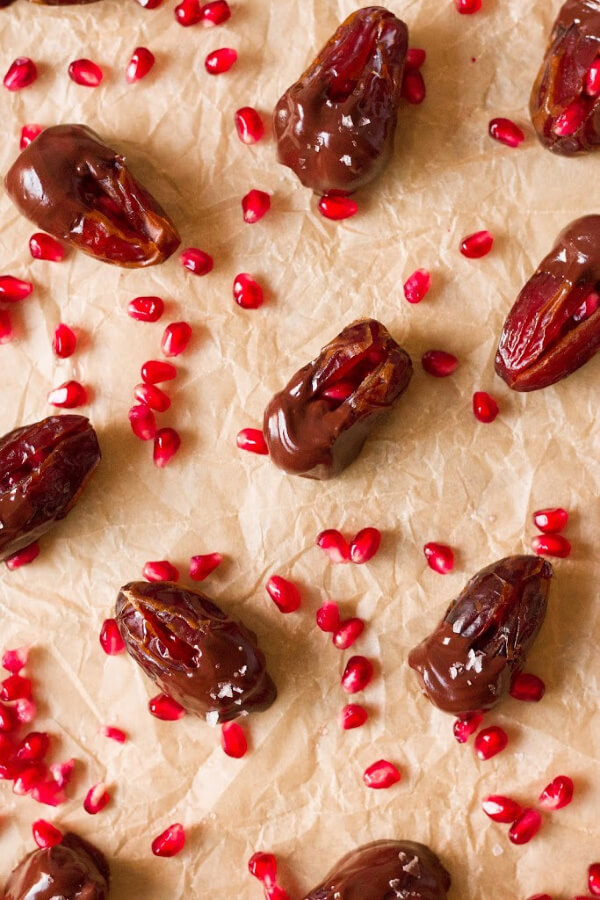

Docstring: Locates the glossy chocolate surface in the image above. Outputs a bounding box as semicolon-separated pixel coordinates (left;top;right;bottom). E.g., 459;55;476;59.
116;581;277;722
303;840;451;900
495;215;600;391
263;318;412;480
5;124;180;267
3;833;109;900
274;6;408;194
408;556;552;716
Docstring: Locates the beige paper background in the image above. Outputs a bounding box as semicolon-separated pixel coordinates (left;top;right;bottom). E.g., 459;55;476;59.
1;0;599;896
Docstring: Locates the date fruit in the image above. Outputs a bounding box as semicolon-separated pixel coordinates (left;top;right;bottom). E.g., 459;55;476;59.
0;415;101;562
303;840;451;900
530;0;600;154
263;319;412;480
3;832;109;899
408;556;552;716
274;6;408;195
495;215;600;391
5;124;180;267
115;581;277;722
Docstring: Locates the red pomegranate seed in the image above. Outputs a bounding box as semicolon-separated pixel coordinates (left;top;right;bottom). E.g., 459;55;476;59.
508;808;542;845
0;275;33;302
100;725;127;743
510;673;546;702
473;391;499;423
221;721;247;758
180;247;213;275
266;888;290;900
318;195;358;220
588;863;600;895
421;349;458;377
401;68;426;104
406;48;426;69
128;296;164;322
531;534;571;559
423;542;454;574
154;428;181;467
84;782;110;814
321;381;354;402
525;894;552;900
235;107;264;144
141;359;177;383
233;273;264;309
539;775;574;811
31;779;66;806
14;699;36;725
403;268;431;303
20;124;43;150
149;693;186;721
0;702;17;732
242;189;271;224
333;618;364;650
0;310;12;344
200;0;230;25
2;647;29;674
316;529;350;564
363;759;401;789
50;759;74;789
99;618;125;655
453;712;483;743
129;404;156;441
17;732;50;762
316;601;341;633
532;507;569;534
68;59;103;87
0;674;31;701
5;542;40;569
52;324;77;359
481;794;523;824
47;381;87;409
488;117;525;148
14;764;47;796
455;0;482;12
350;527;381;564
174;0;200;25
29;233;65;261
586;58;600;97
161;321;192;357
553;98;587;136
189;553;223;581
135;0;165;9
205;48;237;74
460;230;494;259
266;575;301;613
474;726;508;761
248;851;277;885
4;58;37;91
126;47;155;83
236;428;268;454
341;656;373;694
152;823;185;857
32;819;63;849
143;560;179;582
134;383;171;412
339;703;368;730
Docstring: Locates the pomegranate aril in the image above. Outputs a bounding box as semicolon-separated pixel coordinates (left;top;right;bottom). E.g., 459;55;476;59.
363;759;401;789
99;618;125;655
52;324;77;359
17;732;50;762
30;233;65;262
32;819;63;849
233;273;264;309
531;534;571;559
242;189;271;224
15;698;37;724
126;47;155;83
532;507;569;533
128;295;164;322
149;693;186;721
205;48;238;74
0;760;20;779
341;656;373;694
586;57;600;97
14;764;47;796
237;427;268;454
100;725;127;743
189;552;223;581
510;672;546;702
473;391;499;423
84;782;110;814
421;349;458;377
200;0;230;25
318;195;358;220
0;702;17;732
2;647;29;674
453;712;483;743
460;230;494;259
175;0;200;24
20;124;43;150
266;888;291;900
31;779;66;807
143;560;179;582
68;59;103;87
403;268;431;304
266;575;301;613
4;58;37;91
0;275;33;302
525;895;552;900
180;247;213;276
474;725;508;761
161;321;192;357
316;601;341;633
235;106;264;144
5;542;40;569
141;359;177;383
508;808;542;845
488;117;525;148
423;542;454;574
339;703;368;730
248;851;277;885
553;98;587;136
539;775;574;811
481;794;523;824
154;428;181;467
129;404;156;441
349;527;381;564
221;721;247;758
50;759;75;789
401;68;426;104
47;381;87;408
134;383;171;412
152;823;185;857
333;617;364;650
136;0;164;10
0;674;31;701
588;863;600;896
455;0;482;12
0;309;12;344
406;48;426;69
316;529;350;564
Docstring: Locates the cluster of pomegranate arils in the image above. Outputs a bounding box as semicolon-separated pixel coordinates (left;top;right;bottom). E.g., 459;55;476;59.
531;506;571;559
482;774;574;847
526;862;600;900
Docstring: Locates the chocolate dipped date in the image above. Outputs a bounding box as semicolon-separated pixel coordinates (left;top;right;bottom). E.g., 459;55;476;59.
0;415;101;562
274;6;408;195
408;556;552;717
3;833;110;900
495;215;600;391
303;840;451;900
530;0;600;154
115;581;277;722
5;124;180;267
263;318;412;480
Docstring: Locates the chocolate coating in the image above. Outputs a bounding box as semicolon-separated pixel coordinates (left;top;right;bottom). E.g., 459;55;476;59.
274;6;408;195
0;415;101;562
263;318;413;480
303;840;451;900
115;581;277;723
5;124;180;267
530;0;600;154
3;832;109;900
495;215;600;391
408;556;552;717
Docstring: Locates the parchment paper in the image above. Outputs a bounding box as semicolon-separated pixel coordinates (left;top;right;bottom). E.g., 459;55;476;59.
1;0;599;896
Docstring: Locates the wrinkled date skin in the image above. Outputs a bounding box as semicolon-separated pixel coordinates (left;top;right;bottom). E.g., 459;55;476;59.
263;318;413;480
273;6;408;195
5;125;180;267
530;0;600;154
303;841;451;900
408;556;552;717
0;415;101;562
3;833;110;900
116;581;277;723
495;215;600;391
